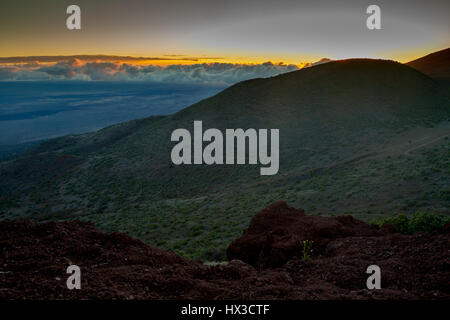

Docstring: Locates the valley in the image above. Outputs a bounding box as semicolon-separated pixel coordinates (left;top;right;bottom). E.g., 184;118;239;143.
1;57;449;261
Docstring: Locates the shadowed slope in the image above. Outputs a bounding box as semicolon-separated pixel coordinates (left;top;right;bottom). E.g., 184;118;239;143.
406;48;450;79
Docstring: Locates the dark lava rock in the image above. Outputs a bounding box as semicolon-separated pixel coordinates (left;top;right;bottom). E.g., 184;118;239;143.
227;201;379;268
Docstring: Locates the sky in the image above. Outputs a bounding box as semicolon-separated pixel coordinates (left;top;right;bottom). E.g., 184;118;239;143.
0;0;448;75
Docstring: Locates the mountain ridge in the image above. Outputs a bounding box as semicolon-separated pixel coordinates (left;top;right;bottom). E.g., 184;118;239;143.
406;48;450;79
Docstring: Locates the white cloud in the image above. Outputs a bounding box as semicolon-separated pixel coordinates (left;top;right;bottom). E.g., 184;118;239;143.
0;61;298;84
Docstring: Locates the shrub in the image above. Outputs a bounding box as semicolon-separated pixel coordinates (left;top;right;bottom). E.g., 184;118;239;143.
409;212;447;233
201;247;226;262
377;212;449;234
440;189;450;201
380;214;410;234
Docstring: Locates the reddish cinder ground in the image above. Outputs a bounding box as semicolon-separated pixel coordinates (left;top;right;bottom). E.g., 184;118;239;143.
0;202;449;300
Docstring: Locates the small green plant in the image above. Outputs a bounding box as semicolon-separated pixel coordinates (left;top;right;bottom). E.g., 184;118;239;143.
301;240;314;259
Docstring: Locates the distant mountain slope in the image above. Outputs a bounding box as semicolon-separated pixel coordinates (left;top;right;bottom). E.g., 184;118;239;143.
301;58;332;68
406;48;450;79
1;58;449;260
21;59;448;186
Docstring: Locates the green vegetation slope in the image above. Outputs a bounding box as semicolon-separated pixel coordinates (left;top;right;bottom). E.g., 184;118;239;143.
1;59;449;260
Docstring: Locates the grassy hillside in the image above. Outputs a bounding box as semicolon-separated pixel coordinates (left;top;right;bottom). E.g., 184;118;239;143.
1;59;449;260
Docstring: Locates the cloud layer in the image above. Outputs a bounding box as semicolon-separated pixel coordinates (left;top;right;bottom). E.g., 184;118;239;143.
0;58;299;85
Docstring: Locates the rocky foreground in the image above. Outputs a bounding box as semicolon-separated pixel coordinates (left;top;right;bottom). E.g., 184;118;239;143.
0;202;449;299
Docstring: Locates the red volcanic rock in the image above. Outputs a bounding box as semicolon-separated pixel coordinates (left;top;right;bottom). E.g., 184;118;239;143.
0;205;449;300
226;201;380;268
443;221;450;234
